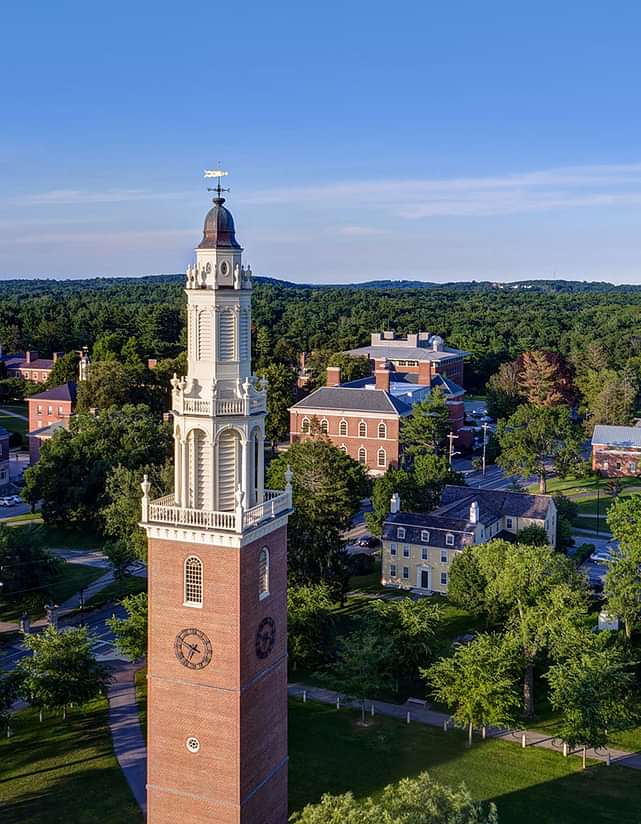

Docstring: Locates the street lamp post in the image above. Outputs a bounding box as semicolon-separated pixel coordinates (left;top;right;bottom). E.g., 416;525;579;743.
448;431;460;467
481;422;489;478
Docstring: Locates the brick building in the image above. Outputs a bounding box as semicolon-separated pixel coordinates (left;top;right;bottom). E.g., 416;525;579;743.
289;352;467;475
346;330;467;388
3;350;64;383
591;424;641;477
382;485;557;594
27;382;77;463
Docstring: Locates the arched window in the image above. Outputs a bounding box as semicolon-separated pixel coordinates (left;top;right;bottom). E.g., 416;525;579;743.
339;419;348;436
259;547;270;599
359;421;367;438
378;422;387;439
184;556;203;606
377;448;387;468
320;418;329;434
358;447;367;465
339;444;348;454
301;417;310;434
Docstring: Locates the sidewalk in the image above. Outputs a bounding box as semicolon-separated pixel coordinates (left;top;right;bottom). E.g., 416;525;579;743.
287;683;641;770
107;662;147;815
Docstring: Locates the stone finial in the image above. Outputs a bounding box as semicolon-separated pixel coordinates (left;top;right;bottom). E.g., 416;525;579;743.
170;372;181;391
284;464;293;489
141;474;151;498
390;492;401;514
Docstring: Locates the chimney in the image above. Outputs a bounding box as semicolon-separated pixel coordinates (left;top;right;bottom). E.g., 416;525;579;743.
418;360;431;385
390;492;401;514
25;350;38;364
375;359;391;392
469;500;479;524
53;351;64;363
326;366;341;387
147;358;158;369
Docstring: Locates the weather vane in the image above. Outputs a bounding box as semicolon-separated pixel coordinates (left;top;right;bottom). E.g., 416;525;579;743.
204;168;230;199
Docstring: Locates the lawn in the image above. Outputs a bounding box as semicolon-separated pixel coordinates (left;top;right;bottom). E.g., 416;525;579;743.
0;562;105;623
288;700;641;823
85;576;147;609
0;699;143;824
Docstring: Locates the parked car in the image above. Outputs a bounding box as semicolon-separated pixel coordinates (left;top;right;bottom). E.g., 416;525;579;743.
6;495;21;505
590;548;612;564
0;498;11;507
358;535;380;548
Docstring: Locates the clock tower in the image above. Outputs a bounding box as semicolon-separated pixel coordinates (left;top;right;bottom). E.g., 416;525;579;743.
141;175;291;824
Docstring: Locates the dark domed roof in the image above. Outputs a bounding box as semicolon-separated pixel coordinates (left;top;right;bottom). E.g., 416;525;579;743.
198;197;242;249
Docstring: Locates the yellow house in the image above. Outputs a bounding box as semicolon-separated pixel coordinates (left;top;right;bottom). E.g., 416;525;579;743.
381;485;557;595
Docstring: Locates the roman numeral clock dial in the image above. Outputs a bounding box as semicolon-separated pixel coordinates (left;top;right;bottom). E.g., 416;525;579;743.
175;628;213;670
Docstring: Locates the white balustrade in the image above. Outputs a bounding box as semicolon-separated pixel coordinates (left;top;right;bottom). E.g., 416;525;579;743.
147;488;291;533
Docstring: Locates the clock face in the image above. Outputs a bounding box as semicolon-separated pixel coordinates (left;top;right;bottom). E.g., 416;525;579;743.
255;617;276;659
175;628;213;670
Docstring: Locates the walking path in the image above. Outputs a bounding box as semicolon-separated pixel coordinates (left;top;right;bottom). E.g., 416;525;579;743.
287;683;641;770
0;406;28;421
107;662;147;816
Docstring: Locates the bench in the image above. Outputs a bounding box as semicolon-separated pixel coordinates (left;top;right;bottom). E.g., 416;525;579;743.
406;697;427;708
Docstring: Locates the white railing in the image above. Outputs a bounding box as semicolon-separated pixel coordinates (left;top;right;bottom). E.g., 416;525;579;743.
148;498;238;531
242;489;291;529
146;488;291;533
173;395;267;417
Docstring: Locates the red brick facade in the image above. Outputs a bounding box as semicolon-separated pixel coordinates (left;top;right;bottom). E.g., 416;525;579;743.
5;350;63;384
147;524;288;824
290;410;401;471
592;446;641;477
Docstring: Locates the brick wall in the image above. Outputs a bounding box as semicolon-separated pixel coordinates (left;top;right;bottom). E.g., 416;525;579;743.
290;410;400;473
592;445;641;477
147;524;288;824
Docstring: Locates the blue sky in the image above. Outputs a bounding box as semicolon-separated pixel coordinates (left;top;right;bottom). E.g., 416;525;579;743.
1;1;641;283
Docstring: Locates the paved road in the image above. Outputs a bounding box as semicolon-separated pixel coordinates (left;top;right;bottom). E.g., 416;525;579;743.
108;662;147;815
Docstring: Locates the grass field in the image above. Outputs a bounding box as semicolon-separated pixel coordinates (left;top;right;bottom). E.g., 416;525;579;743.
0;562;105;623
129;672;641;822
0;700;143;824
288;700;641;823
85;576;147;609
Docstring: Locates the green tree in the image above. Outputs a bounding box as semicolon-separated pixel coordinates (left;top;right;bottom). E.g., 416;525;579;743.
256;362;297;444
267;439;367;585
447;549;489;618
326;352;371;383
324;624;393;721
107;592;148;661
0;672;18;735
496;404;583;492
16;626;110;719
553;493;578;550
516;525;550;546
518;350;574;407
476;541;589;717
287;584;335;670
486;360;522;420
607;494;641;550
425;633;520;746
290;772;498;824
400;388;450;458
605;553;641;639
366;597;441;687
102;461;173;561
104;540;137;580
76;361;142;412
23;405;172;528
0;525;63;613
545;643;638;767
44;351;79;388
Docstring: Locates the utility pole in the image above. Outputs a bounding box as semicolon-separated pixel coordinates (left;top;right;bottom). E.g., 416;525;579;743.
448;431;460;467
481;422;489;477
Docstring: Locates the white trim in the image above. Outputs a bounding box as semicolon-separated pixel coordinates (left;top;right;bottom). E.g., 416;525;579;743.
416;565;431;590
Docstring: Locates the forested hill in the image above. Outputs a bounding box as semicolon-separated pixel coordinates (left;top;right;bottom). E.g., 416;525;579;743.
1;274;641;391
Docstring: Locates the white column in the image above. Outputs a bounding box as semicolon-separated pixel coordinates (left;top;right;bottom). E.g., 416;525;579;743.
257;436;265;502
241;436;249;506
174;436;182;506
184;434;191;509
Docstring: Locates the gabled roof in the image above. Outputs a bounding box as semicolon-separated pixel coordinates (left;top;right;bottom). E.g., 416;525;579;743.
438;485;553;520
5;356;55;370
592;424;641;449
291;386;411;416
28;382;77;403
383;511;475;549
346;344;468;362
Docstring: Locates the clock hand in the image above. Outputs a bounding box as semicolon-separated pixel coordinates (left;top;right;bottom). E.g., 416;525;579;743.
183;640;200;653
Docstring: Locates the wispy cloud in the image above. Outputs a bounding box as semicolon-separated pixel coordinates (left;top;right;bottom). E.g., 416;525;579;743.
16;189;192;206
239;162;641;219
338;225;386;237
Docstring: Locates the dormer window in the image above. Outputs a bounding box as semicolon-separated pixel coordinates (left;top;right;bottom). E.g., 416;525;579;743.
397;527;405;540
445;533;455;547
421;530;430;543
